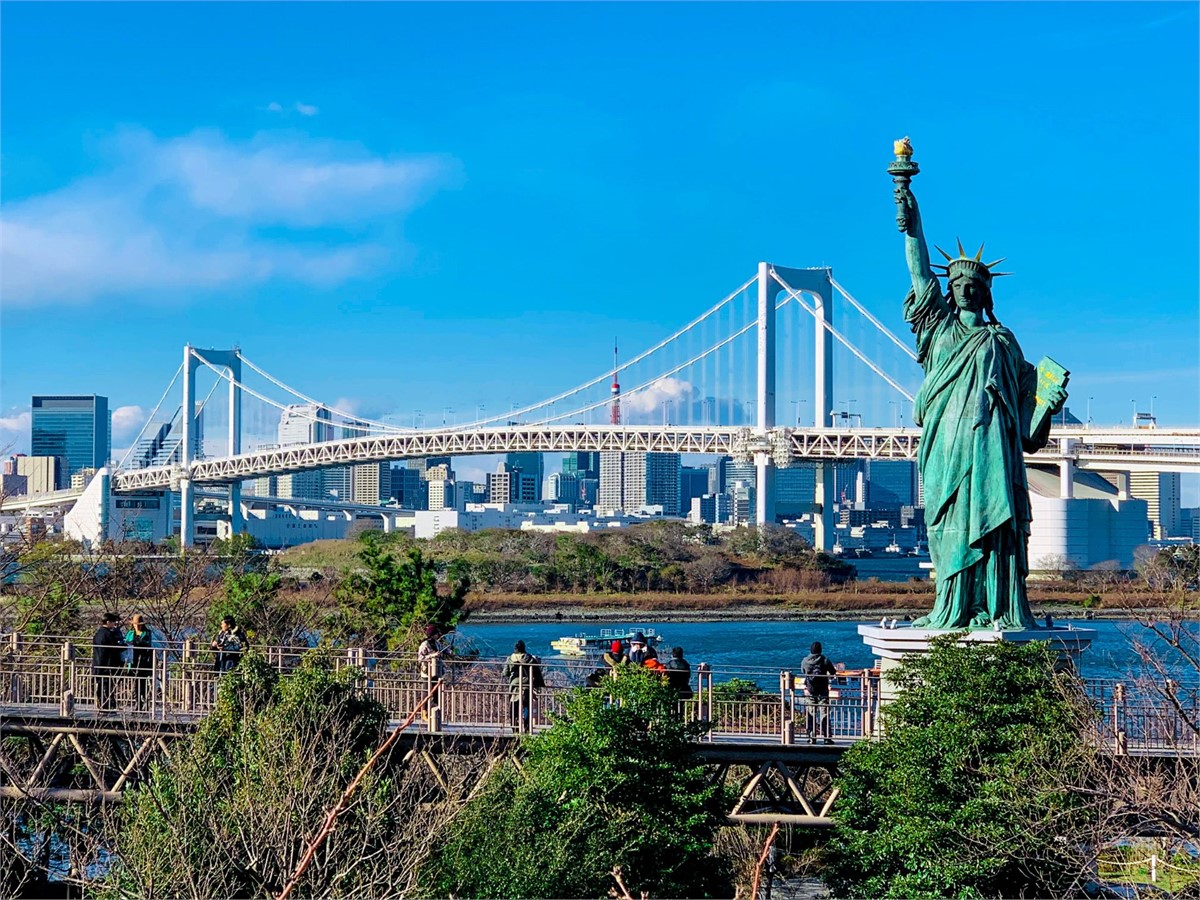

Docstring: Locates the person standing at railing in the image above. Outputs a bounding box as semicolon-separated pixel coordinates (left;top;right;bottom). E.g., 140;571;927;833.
603;639;629;671
800;641;838;745
125;614;154;709
418;625;445;677
210;616;249;673
664;646;694;701
628;632;651;664
503;640;544;732
92;612;126;712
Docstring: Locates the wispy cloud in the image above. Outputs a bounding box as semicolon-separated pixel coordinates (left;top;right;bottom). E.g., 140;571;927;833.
0;409;31;454
266;100;320;117
0;128;455;307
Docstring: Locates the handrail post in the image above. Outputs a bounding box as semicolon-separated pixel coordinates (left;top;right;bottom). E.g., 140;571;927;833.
780;670;793;745
60;641;76;716
158;646;168;720
1113;682;1127;755
183;638;197;712
429;656;443;733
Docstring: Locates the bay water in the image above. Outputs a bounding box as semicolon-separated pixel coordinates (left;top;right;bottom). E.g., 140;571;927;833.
454;618;1192;687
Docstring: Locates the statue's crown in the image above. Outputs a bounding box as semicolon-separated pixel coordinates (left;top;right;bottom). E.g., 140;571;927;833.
931;239;1011;285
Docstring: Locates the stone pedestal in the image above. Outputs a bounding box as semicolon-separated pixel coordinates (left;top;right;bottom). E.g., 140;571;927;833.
858;623;1097;706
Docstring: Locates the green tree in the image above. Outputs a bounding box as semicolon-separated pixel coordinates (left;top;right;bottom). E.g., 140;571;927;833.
421;668;731;898
333;537;468;649
823;637;1096;899
103;654;416;898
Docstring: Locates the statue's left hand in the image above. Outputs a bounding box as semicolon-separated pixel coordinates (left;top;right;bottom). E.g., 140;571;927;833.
1044;384;1068;414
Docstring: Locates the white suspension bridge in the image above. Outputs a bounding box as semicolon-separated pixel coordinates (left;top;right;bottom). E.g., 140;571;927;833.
8;264;1200;549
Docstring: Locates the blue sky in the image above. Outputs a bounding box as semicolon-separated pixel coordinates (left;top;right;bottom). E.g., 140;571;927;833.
1;2;1197;494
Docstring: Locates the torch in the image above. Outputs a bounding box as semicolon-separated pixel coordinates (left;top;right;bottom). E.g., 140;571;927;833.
887;137;919;233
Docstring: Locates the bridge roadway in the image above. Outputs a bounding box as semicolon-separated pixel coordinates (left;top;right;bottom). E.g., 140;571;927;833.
1;638;1194;825
112;424;1200;492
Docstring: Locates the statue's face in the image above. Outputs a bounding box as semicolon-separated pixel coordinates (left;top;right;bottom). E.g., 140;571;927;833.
950;276;989;313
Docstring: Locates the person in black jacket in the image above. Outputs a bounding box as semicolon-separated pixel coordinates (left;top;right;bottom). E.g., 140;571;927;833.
125;614;154;708
92;612;126;711
800;641;839;744
664;646;693;701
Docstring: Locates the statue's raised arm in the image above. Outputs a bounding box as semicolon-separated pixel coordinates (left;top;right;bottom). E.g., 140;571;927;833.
889;138;937;301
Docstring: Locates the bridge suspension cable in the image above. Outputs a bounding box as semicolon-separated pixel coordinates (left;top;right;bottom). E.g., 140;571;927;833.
236;353;406;435
524;293;793;426
771;270;916;403
116;363;183;469
827;275;918;363
462;274;759;428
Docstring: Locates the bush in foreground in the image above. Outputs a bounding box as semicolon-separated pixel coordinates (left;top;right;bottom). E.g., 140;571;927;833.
823;637;1097;899
421;667;731;898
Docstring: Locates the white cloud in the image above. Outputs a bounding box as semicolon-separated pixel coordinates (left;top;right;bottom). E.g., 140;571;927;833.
265;100;320;117
111;405;148;443
0;128;454;307
0;410;31;455
621;377;696;417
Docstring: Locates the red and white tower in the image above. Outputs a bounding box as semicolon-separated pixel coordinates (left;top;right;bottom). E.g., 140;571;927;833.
610;340;621;425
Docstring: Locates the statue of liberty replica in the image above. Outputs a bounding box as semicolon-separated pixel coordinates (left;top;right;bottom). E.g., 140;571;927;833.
890;138;1068;631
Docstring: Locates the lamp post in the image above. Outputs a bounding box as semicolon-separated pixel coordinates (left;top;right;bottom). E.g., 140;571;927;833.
1087;396;1093;428
443;407;454;427
1131;400;1137;427
1151;395;1157;422
414;409;422;429
889;400;899;428
476;403;485;423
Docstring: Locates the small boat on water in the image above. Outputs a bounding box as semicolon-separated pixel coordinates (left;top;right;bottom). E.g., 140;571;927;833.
551;627;666;657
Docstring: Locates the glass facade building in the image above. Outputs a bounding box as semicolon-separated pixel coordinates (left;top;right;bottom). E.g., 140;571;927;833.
31;395;110;487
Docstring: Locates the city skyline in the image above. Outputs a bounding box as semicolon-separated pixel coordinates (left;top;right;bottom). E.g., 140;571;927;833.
1;3;1197;501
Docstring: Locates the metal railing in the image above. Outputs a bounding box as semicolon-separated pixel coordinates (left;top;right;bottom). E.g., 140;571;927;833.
1;633;1196;753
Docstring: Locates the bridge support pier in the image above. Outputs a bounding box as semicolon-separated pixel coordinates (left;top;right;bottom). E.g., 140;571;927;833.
1058;437;1076;499
813;462;836;553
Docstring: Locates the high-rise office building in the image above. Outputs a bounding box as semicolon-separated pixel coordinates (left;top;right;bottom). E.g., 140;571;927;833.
680;466;710;516
351;462;391;505
562;452;600;480
278;404;333;446
409;457;452;480
428;479;454;511
866;459;919;509
550;471;581;507
390;466;423;509
1127;471;1183;539
599;452;681;515
505;452;544;502
31;395;110;487
275;405;333;500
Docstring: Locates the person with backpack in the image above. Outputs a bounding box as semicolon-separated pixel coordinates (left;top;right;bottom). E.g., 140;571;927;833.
800;641;839;744
502;640;544;731
210;615;249;673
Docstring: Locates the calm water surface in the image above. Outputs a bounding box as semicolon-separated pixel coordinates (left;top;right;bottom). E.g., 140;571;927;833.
454;619;1192;686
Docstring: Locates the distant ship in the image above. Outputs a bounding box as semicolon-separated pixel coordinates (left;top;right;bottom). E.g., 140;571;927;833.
551;627;666;658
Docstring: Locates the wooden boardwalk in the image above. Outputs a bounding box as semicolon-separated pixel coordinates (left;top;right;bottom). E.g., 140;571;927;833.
1;634;1195;824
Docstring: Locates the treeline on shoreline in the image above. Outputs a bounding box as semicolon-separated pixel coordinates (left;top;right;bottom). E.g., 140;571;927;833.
282;521;857;595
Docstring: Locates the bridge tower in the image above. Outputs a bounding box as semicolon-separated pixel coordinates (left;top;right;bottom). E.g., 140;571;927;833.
758;265;837;551
179;345;243;548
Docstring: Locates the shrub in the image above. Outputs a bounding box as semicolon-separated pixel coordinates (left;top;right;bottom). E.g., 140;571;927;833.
421;668;731;898
823;637;1096;899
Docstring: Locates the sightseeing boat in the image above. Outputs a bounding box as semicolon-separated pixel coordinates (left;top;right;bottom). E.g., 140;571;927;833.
550;627;665;657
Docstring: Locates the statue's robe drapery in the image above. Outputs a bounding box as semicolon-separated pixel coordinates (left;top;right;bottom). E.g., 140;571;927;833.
904;279;1040;630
